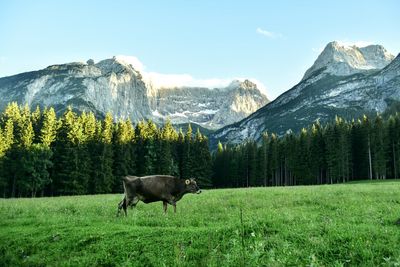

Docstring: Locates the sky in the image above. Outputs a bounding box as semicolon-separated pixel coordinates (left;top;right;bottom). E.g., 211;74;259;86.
0;0;399;100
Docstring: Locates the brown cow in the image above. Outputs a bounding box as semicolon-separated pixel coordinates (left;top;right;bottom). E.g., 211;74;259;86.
117;175;201;216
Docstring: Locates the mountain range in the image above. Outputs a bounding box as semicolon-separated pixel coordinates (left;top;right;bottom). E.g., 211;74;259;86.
0;58;268;130
0;41;398;147
210;41;399;146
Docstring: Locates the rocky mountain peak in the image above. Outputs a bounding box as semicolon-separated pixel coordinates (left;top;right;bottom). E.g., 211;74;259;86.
95;57;130;75
229;79;258;90
302;41;394;80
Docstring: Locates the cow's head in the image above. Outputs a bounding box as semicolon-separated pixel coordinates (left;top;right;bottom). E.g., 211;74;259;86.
185;178;201;194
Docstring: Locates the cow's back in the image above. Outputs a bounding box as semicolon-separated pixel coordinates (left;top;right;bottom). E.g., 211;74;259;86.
140;175;177;191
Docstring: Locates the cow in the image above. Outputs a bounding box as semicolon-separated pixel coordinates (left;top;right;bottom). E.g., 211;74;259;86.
117;175;201;216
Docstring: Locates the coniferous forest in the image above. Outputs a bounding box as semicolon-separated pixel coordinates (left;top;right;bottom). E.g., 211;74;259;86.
0;102;399;198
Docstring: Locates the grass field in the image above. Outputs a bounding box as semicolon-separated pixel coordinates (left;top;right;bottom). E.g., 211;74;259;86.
1;181;400;266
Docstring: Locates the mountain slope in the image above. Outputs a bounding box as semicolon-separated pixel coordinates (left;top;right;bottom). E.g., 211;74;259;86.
0;58;269;129
211;44;398;147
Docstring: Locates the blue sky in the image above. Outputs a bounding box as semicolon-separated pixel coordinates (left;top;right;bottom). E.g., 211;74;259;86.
0;0;399;99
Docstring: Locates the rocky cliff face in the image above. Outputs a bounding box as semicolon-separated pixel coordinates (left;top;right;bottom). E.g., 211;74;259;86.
0;57;269;129
0;59;151;120
211;42;398;147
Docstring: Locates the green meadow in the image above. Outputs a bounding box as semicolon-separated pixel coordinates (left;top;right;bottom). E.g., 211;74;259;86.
1;180;400;266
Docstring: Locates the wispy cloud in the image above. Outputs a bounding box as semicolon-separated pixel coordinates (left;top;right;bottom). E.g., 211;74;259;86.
256;27;283;39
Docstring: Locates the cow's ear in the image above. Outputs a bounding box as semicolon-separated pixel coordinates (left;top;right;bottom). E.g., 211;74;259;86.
185;179;190;185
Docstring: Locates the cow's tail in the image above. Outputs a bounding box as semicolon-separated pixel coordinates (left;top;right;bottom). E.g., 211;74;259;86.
117;176;130;217
122;176;129;194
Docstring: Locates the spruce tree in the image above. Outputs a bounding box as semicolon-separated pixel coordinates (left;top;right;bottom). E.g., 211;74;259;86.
192;129;212;187
112;119;135;191
157;120;175;175
52;107;89;195
387;114;400;179
372;115;387;179
182;124;193;179
259;133;269;186
89;113;114;193
40;107;58;148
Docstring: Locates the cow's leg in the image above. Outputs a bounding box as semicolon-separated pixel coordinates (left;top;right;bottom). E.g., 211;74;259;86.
167;199;177;213
124;196;140;216
163;201;168;214
117;197;126;217
122;197;128;216
131;197;139;208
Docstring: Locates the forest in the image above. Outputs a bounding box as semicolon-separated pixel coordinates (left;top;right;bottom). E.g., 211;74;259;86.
0;102;399;197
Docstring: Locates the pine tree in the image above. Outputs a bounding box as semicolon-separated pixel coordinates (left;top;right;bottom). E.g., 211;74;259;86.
212;141;224;187
22;143;53;197
157;119;176;175
112;119;136;192
94;113;114;193
259;133;269;186
191;129;212;187
176;129;185;179
282;131;294;186
350;119;368;180
387;114;400;179
245;140;258;186
18;104;34;148
361;115;373;180
8;104;35;197
182;124;193;179
268;134;279;186
310;122;326;184
324;123;336;183
0;127;6;197
31;106;42;143
135;120;157;176
135;120;147;176
52;107;89;195
372;115;387;179
336;116;351;183
40;107;58;147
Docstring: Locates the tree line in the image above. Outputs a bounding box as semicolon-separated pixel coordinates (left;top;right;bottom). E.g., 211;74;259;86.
0;103;211;197
1;102;399;197
212;114;400;187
